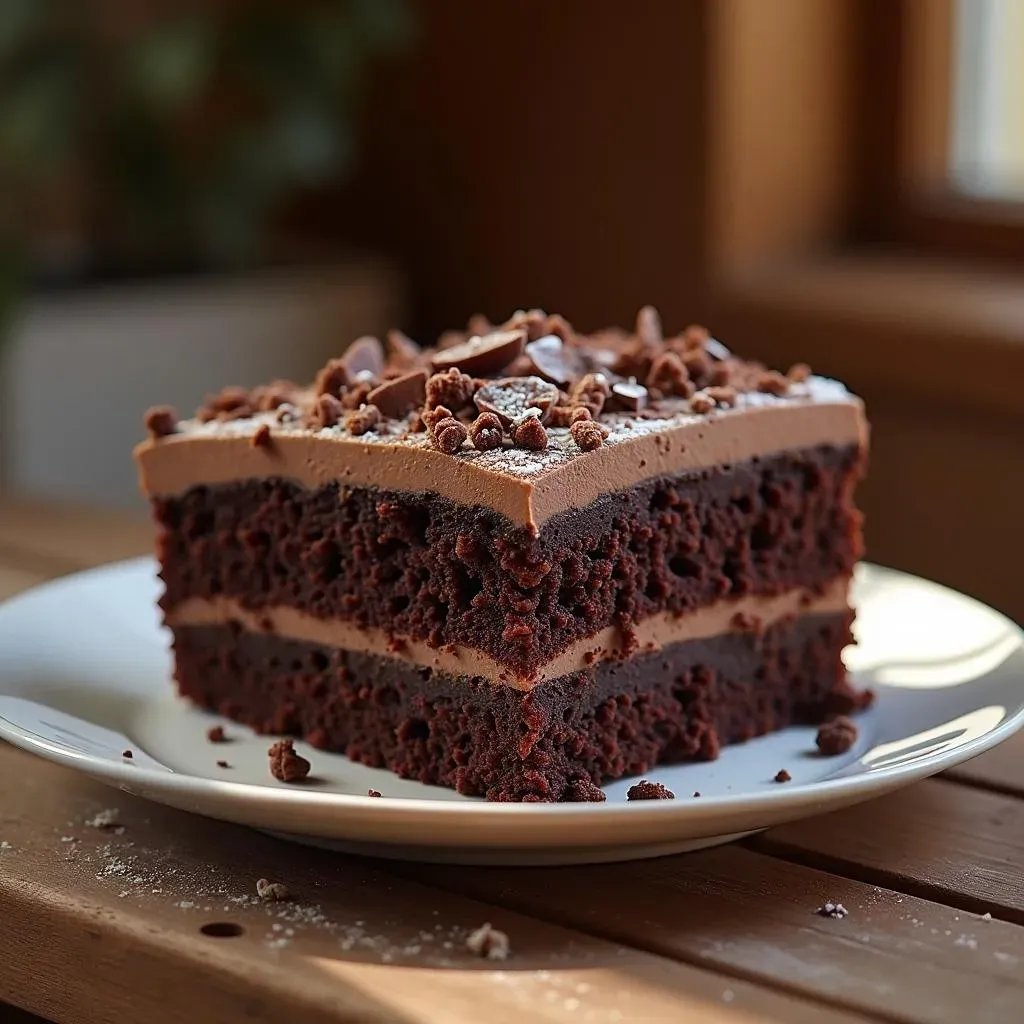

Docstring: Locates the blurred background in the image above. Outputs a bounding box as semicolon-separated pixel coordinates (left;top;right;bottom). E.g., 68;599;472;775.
0;0;1021;622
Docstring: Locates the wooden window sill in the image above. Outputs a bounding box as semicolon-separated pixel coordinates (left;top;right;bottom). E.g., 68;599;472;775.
714;255;1024;418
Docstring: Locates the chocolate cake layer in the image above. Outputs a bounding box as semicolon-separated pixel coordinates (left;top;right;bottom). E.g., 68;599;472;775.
155;443;863;679
172;610;866;802
165;579;850;688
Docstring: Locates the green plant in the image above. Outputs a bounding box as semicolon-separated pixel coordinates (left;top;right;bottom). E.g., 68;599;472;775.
0;0;413;284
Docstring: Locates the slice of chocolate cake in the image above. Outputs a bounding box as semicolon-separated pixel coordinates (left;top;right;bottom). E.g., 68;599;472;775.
135;308;870;801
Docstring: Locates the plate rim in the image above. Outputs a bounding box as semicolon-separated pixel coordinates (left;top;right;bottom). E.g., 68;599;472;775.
1;556;1022;831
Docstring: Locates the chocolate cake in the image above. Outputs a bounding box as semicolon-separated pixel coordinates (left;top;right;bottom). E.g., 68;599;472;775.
135;308;870;801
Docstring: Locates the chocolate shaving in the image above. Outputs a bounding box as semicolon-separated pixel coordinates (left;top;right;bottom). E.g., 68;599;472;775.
429;328;526;377
474;376;560;428
367;370;428;418
342;335;385;380
524;334;586;387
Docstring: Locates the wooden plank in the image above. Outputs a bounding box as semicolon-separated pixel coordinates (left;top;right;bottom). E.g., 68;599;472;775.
0;745;866;1024
751;781;1024;923
401;841;1024;1024
945;731;1024;797
0;564;50;603
0;499;153;570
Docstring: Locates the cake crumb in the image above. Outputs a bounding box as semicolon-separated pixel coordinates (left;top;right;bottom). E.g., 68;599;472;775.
982;912;992;921
122;749;133;759
206;725;227;743
268;739;311;783
216;760;230;769
85;809;120;830
466;923;510;961
692;791;702;798
0;841;12;850
368;789;382;798
817;901;848;919
627;780;675;801
774;769;792;783
256;878;291;902
815;715;858;756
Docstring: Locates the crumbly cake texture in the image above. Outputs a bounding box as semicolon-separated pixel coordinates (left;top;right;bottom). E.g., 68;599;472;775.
171;612;865;802
136;306;871;801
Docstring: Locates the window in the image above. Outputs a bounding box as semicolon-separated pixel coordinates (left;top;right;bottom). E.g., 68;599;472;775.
951;0;1024;200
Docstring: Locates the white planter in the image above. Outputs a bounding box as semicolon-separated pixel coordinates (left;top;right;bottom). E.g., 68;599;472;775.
0;261;402;508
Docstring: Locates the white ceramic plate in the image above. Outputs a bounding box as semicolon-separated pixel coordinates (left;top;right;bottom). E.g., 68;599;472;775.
0;559;1021;865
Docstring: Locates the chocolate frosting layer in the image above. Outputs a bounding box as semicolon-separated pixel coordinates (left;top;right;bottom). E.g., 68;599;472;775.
166;578;851;690
136;377;865;529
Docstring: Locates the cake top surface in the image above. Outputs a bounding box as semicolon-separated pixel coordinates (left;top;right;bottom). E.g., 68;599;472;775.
136;307;865;528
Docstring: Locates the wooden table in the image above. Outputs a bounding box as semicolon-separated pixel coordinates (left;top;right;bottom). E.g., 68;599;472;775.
1;498;1023;1024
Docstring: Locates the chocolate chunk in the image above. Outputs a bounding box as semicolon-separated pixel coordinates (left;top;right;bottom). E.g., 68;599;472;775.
815;715;858;756
474;376;560;428
342;335;385;379
268;739;310;782
429;328;526;377
432;417;468;454
524;334;586;387
647;352;693;397
314;358;349;398
469;412;504;451
196;386;254;422
367;370;428;419
313;393;343;428
511;411;548;451
144;405;177;438
251;380;297;412
704;385;737;407
385;329;424;371
610;380;648;411
503;308;548;341
250;424;272;449
341;379;373;410
690;391;715;414
346;403;381;436
426;368;476;412
627;779;675;800
757;370;790;396
570;418;607;451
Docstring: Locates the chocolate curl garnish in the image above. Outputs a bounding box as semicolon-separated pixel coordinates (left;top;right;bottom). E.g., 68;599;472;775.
367;370;428;418
429;329;526;377
342;335;386;379
524;334;587;388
